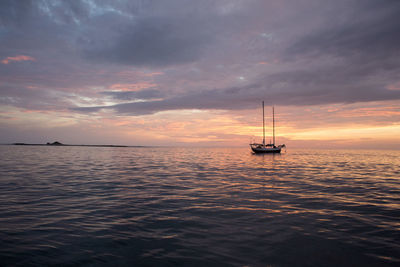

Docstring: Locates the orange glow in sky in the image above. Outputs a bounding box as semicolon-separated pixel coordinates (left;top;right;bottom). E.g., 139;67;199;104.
1;101;399;149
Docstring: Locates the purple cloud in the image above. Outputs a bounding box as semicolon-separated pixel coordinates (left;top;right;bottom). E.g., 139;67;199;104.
1;0;400;116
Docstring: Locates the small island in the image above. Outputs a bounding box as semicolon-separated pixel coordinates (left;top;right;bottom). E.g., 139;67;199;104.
46;141;64;146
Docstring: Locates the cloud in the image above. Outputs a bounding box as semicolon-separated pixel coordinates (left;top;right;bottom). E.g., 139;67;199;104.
77;0;249;68
83;16;214;67
109;82;156;91
2;0;400;115
0;84;73;111
1;55;35;64
0;0;35;26
74;76;400;116
286;1;400;60
101;89;164;101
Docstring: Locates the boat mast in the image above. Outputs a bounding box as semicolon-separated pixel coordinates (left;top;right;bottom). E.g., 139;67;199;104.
262;101;265;146
273;106;275;146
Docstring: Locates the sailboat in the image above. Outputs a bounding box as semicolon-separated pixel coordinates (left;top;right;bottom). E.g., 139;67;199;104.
250;101;285;153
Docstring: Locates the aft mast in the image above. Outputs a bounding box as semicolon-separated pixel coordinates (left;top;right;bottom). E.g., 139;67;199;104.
262;101;265;146
273;106;275;146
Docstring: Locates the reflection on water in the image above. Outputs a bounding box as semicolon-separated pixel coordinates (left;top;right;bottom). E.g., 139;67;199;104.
0;146;399;266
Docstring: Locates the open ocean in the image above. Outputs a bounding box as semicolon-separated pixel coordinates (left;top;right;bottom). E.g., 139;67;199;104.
0;146;399;266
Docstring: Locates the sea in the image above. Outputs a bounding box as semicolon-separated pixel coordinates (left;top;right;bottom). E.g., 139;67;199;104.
0;146;399;266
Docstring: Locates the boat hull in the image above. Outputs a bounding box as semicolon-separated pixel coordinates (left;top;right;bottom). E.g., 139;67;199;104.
250;145;281;153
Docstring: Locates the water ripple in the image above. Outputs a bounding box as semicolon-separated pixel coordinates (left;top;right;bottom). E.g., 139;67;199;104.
0;146;399;266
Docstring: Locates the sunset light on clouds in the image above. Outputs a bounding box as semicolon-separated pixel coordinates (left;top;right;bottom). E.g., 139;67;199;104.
1;0;400;148
1;55;35;64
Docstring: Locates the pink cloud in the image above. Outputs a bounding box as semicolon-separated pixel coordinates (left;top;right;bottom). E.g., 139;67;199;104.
110;82;157;91
2;55;36;64
115;70;164;78
387;82;400;91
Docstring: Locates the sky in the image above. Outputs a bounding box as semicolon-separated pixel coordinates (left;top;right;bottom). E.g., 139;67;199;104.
1;0;400;148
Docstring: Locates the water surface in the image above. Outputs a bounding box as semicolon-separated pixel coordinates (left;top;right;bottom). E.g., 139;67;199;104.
0;146;399;266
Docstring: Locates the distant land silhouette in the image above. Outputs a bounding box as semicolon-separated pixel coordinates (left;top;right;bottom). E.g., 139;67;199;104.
11;141;142;147
47;141;64;146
